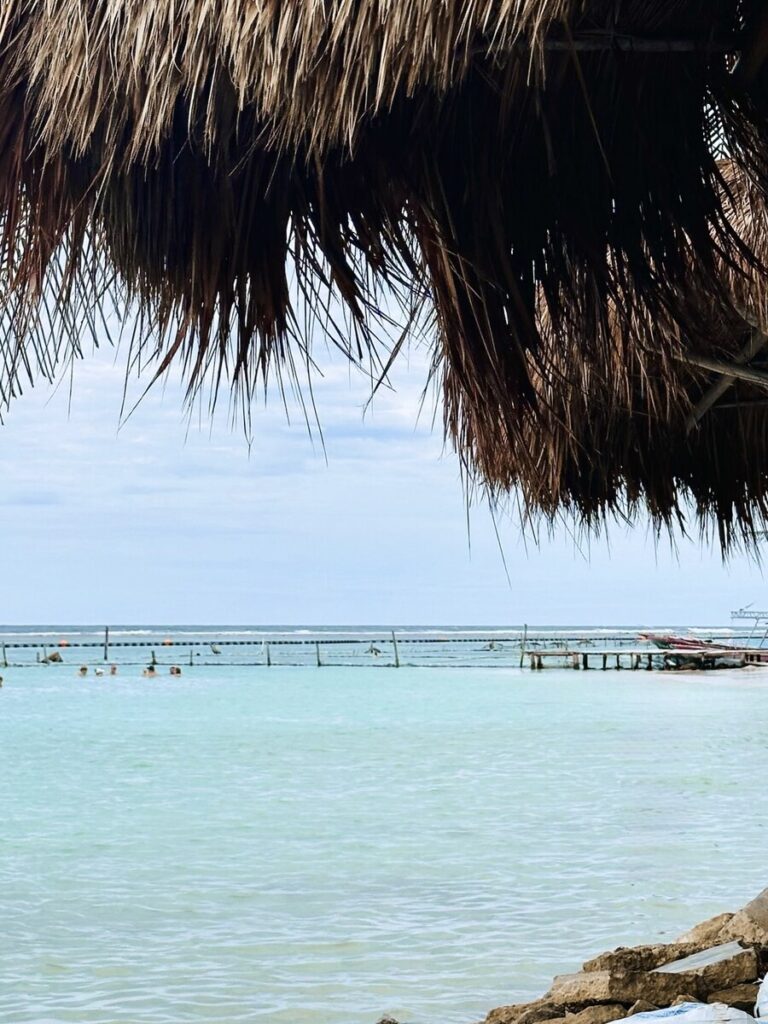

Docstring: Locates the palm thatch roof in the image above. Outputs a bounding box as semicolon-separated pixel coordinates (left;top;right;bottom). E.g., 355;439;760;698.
2;1;768;546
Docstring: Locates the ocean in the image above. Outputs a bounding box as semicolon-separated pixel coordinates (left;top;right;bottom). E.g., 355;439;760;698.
2;627;768;1024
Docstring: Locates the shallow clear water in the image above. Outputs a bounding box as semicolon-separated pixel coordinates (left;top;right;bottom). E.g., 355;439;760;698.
2;664;768;1024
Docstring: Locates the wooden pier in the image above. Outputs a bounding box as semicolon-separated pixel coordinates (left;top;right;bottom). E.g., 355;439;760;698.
526;647;768;671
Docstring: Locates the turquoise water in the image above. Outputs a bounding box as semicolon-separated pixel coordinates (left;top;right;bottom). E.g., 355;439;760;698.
2;664;768;1024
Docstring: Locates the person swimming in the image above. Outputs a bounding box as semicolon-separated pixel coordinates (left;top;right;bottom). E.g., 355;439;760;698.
78;665;88;677
109;664;118;676
142;665;157;678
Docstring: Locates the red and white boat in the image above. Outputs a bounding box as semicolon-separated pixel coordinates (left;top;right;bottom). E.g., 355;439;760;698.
637;633;734;652
638;632;768;665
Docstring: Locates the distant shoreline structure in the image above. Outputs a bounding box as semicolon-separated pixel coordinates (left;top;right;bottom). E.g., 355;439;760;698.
2;625;768;672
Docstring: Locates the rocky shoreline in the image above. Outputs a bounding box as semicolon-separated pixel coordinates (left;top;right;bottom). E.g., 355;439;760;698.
482;890;768;1024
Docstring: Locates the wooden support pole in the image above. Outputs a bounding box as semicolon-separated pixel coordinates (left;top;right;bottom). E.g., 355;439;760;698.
647;653;653;670
572;653;580;670
582;653;589;670
189;648;193;667
536;654;543;671
265;643;271;667
615;654;621;670
686;327;768;433
391;630;400;668
602;653;607;671
519;624;528;668
680;351;768;389
315;642;322;668
104;626;110;662
479;33;739;55
1;641;6;668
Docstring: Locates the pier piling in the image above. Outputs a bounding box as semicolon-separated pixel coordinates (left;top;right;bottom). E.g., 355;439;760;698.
392;631;400;668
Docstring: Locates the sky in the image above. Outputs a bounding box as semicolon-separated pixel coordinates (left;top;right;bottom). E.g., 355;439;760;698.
1;334;767;626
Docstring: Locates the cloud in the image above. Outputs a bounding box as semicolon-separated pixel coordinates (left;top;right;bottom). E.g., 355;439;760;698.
2;490;63;507
0;334;765;625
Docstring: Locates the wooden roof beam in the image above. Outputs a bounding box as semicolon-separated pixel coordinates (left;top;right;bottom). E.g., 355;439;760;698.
498;33;741;55
683;327;768;434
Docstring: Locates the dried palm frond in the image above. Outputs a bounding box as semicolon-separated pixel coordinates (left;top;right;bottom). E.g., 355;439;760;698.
463;163;768;551
1;1;768;546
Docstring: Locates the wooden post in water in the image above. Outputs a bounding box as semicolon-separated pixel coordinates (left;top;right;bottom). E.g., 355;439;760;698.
519;624;528;668
646;653;653;670
391;630;400;668
572;653;580;670
104;626;110;662
265;643;271;667
582;653;589;670
315;642;322;668
615;654;621;670
1;641;6;668
602;653;608;671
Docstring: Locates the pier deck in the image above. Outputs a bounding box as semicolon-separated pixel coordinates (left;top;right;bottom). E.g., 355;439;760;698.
526;647;768;670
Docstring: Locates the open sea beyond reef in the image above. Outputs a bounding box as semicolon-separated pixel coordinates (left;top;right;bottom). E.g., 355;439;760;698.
2;626;768;1024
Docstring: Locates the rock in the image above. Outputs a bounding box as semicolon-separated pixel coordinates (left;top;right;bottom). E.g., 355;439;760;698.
485;1000;564;1024
721;910;768;947
375;1018;401;1024
671;996;700;1006
721;911;768;947
516;1003;567;1024
718;888;768;946
742;888;768;931
706;983;760;1012
654;942;759;993
676;915;735;948
484;1003;530;1024
584;945;699;975
627;1002;659;1016
564;1004;627;1024
548;970;702;1006
484;1012;517;1024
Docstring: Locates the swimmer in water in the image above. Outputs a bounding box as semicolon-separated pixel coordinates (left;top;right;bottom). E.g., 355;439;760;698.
142;665;157;678
78;665;88;677
109;664;118;676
